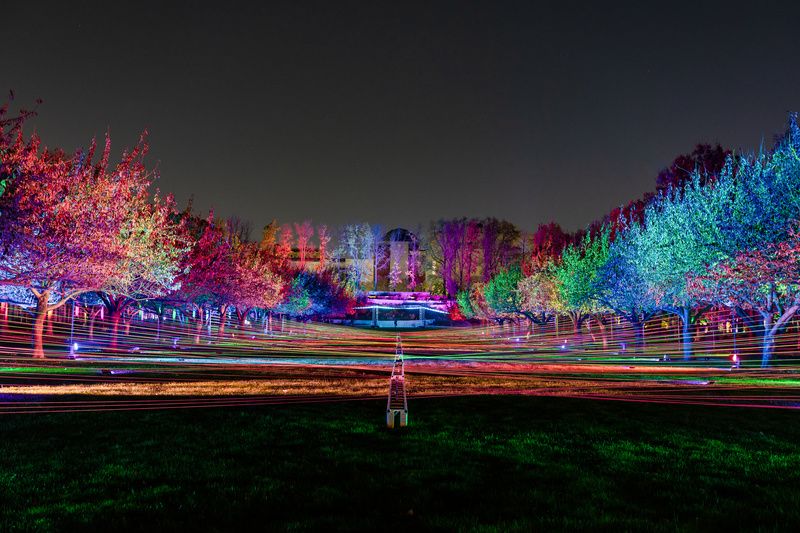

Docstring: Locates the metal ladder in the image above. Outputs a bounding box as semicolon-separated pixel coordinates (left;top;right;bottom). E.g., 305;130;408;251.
386;336;408;428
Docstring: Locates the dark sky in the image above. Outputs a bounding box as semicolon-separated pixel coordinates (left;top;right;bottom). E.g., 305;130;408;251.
4;1;800;234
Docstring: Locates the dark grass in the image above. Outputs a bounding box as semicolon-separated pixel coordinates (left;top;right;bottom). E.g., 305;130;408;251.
2;396;800;531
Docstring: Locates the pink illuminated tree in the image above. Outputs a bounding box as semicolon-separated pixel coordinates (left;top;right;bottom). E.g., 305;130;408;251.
0;133;158;357
0;93;41;198
174;213;235;339
231;242;285;330
177;215;285;337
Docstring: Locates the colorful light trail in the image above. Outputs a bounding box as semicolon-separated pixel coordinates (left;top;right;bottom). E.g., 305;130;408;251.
2;308;800;415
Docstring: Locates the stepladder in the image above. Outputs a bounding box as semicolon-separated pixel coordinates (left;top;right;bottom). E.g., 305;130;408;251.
386;336;408;428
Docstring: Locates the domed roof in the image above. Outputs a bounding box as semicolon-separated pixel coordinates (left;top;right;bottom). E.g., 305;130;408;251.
383;227;416;242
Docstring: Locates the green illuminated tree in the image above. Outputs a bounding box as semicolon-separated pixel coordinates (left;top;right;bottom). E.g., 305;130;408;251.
483;265;524;323
553;229;611;335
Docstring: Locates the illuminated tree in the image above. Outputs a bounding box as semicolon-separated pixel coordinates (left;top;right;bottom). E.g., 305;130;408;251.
0;93;40;198
554;229;611;334
280;269;353;318
260;220;279;251
655;143;731;193
96;191;189;349
226;216;252;243
593;226;658;351
0;133;156;357
430;219;462;297
481;218;521;282
430;218;481;297
483;265;525;322
687;115;800;365
456;289;475;319
524;222;572;275
690;232;800;367
388;259;403;290
174;213;234;339
459;282;500;323
407;229;423;291
231;243;285;330
631;169;728;359
294;220;313;269
517;260;563;326
317;224;331;270
177;216;284;337
368;224;389;291
278;223;293;265
257;219;291;273
337;223;373;292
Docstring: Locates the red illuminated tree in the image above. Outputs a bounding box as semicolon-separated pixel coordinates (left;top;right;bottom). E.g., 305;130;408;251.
524;222;572;275
278;223;293;265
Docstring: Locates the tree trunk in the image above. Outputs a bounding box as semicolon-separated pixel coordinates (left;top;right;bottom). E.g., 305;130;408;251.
373;255;378;291
681;314;692;361
669;307;693;361
595;317;608;348
195;307;204;344
109;309;122;350
31;291;49;359
760;311;778;368
761;327;775;368
236;307;251;330
633;320;645;354
218;305;228;336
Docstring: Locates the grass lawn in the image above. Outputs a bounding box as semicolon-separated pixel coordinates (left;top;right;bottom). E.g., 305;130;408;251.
1;395;799;531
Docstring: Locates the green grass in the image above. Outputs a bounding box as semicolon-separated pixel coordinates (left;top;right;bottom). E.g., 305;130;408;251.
2;396;800;531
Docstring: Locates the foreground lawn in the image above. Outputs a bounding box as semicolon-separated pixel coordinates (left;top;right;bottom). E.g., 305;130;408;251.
1;395;799;531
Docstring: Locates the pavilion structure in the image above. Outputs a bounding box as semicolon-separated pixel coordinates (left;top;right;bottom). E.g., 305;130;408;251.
353;291;449;328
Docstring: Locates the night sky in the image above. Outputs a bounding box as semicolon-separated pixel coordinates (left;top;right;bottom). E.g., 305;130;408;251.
4;1;800;234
